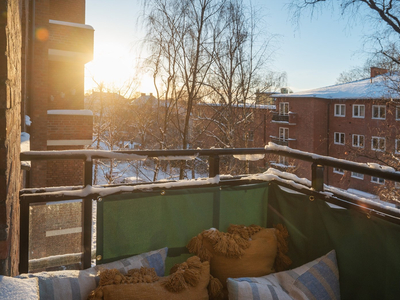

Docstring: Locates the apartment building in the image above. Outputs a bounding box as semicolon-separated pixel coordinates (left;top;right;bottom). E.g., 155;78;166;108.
26;0;94;188
269;68;400;198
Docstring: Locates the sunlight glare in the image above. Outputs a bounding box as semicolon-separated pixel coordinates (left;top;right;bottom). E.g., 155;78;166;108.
85;43;157;96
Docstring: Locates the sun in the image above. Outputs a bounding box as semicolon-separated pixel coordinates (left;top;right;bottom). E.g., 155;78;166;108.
84;43;160;97
138;74;158;95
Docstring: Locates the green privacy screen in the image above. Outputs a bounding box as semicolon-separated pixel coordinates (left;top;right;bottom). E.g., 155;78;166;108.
97;183;269;268
267;183;400;300
97;181;400;299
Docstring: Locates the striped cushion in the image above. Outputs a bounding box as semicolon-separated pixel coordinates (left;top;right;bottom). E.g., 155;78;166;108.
18;247;168;300
93;247;168;276
227;277;293;300
227;250;340;300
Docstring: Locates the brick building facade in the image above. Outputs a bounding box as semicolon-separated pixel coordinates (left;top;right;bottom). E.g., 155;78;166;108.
0;0;93;275
29;0;94;188
268;68;400;198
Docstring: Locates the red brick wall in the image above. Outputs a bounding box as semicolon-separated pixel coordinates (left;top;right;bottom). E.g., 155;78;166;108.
30;0;50;188
50;0;85;23
46;146;84;186
269;97;399;196
48;62;85;109
47;114;93;140
49;22;94;54
327;100;399;194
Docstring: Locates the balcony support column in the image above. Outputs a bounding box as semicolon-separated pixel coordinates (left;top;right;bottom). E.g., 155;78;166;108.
82;161;93;269
312;163;324;191
209;155;220;177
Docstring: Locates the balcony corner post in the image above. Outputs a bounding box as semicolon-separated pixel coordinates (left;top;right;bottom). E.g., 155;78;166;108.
312;163;324;192
83;160;93;269
209;155;220;177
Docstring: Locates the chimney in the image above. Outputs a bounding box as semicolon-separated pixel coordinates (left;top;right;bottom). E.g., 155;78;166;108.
370;67;388;79
150;93;153;97
141;93;145;96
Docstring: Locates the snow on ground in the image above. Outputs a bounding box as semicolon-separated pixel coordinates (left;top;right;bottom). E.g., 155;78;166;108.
21;132;31;168
25;115;32;126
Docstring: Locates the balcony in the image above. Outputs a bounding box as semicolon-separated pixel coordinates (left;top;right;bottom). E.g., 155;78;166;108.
19;145;400;299
272;113;289;122
271;112;297;124
270;136;288;146
48;20;94;63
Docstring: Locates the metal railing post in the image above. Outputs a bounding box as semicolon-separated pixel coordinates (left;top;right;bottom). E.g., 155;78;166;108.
83;160;93;269
312;163;324;191
19;199;29;273
209;155;220;177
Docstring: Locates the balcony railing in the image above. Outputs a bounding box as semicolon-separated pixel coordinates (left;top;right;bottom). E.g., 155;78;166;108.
270;136;288;146
19;144;400;298
272;113;289;122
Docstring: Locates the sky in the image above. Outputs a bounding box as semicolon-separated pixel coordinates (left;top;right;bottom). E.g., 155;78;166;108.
85;0;373;94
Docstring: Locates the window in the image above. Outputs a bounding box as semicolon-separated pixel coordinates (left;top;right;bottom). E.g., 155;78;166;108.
371;177;385;184
279;127;289;141
352;134;364;148
333;168;344;175
278;155;288;166
396;139;400;154
279;102;289;115
372;105;386;119
396;106;400;120
334;104;345;117
371;137;385;151
352;104;365;118
351;172;364;179
244;131;254;141
396;182;400;189
334;132;345;145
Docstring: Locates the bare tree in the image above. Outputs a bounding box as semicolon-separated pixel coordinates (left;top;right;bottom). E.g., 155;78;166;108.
85;84;137;184
142;0;227;179
193;0;280;174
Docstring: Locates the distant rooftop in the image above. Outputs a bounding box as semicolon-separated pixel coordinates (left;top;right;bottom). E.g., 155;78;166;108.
275;73;400;100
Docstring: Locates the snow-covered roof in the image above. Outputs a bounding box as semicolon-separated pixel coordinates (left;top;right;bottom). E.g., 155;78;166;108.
275;74;400;100
198;102;275;110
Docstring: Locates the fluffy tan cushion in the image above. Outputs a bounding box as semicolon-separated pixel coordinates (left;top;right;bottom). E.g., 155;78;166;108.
88;256;211;300
187;224;291;291
209;228;277;288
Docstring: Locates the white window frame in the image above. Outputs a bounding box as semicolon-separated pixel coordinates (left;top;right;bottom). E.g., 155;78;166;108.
371;136;385;152
352;134;365;148
396;139;400;154
372;105;386;120
279;127;289;141
334;104;345;117
396;106;400;121
279;102;289;116
247;131;254;141
352;104;365;118
333;168;344;175
278;155;288;166
351;172;364;180
371;177;385;184
334;132;345;145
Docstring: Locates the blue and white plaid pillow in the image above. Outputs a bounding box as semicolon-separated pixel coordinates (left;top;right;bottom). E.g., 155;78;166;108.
227;276;293;300
18;247;168;300
227;250;340;300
